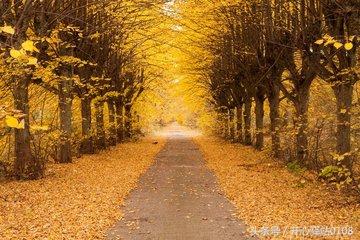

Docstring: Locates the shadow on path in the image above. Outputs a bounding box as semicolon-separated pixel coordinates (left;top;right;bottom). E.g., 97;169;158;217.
107;125;256;240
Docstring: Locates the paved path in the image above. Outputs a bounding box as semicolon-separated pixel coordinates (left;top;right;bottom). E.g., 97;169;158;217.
107;126;255;240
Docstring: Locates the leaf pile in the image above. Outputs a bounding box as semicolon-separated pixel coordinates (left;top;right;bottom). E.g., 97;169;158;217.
195;137;359;239
0;138;164;239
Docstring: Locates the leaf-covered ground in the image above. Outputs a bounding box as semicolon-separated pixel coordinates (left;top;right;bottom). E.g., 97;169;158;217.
0;138;164;239
195;137;359;239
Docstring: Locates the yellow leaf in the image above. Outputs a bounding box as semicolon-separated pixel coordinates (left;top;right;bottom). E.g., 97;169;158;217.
5;116;25;129
344;42;353;51
31;125;49;131
22;40;39;52
340;109;347;114
17;120;25;129
315;39;324;45
333;42;343;49
27;57;38;65
323;34;332;40
10;49;22;59
324;39;336;46
5;116;20;128
1;26;15;35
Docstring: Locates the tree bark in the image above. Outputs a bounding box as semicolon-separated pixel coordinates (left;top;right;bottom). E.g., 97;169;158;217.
115;98;124;142
57;29;75;163
11;3;42;179
80;97;94;154
108;99;117;146
218;108;228;138
13;79;42;180
255;89;265;150
244;100;252;145
228;108;235;140
95;101;106;150
58;78;73;163
268;84;281;158
333;82;354;170
235;104;244;143
294;84;311;163
124;104;132;140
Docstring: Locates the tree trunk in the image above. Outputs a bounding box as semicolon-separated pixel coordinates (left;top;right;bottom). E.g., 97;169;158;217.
294;84;310;164
228;108;235;140
235;104;244;143
57;30;74;163
13;80;42;180
58;79;73;163
80;97;94;154
124;104;132;140
115;98;124;142
244;100;252;145
218;108;228;138
333;82;354;170
268;84;281;158
108;99;117;146
255;89;265;150
95;101;106;150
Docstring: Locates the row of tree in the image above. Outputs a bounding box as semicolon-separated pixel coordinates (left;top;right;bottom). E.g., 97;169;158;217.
0;0;162;180
192;0;359;182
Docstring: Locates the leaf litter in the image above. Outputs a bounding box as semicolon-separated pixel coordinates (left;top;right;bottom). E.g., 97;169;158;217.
0;137;164;239
195;137;359;240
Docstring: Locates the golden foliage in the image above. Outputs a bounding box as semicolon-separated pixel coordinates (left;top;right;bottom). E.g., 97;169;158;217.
5;116;25;129
0;26;15;35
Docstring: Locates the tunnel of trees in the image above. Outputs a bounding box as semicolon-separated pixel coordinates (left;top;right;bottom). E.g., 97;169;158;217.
0;0;164;180
177;0;359;190
1;1;360;239
0;0;359;191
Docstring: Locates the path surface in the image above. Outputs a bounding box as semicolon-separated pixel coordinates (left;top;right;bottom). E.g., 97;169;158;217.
107;125;255;240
